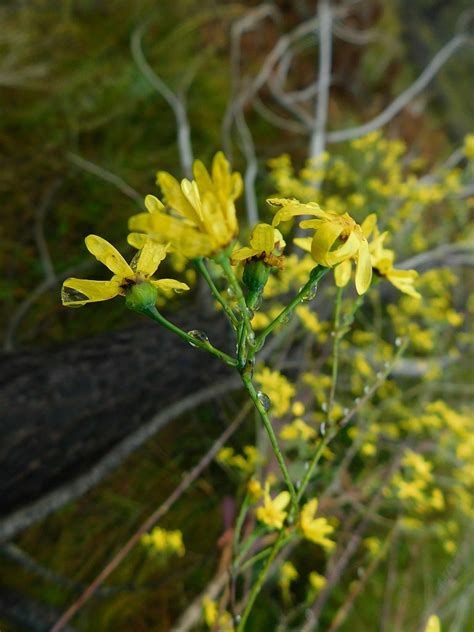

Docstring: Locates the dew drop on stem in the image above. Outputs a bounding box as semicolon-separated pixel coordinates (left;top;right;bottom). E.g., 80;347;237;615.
187;330;210;346
257;391;271;412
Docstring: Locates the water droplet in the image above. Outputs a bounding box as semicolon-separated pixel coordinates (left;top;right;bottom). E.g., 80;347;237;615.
354;397;361;405
227;286;237;299
384;361;390;369
330;330;336;337
363;385;370;394
247;331;255;345
257;391;271;411
306;282;318;301
61;286;89;306
304;462;310;471
295;480;301;490
281;309;293;324
247;307;254;320
395;337;402;347
343;407;349;416
321;402;328;413
187;330;210;346
234;615;241;624
357;566;364;578
319;422;326;437
376;372;383;379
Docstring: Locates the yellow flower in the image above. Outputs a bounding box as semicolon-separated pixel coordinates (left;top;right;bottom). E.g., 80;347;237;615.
299;499;334;550
141;526;185;557
279;561;298;603
269;197;372;295
231;222;285;267
424;615;441;632
202;596;234;631
128;152;242;258
308;571;326;592
463;133;474;160
256;486;291;529
369;226;421;299
62;236;188;307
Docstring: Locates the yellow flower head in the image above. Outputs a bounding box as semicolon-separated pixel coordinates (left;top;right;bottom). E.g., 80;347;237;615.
141;526;185;557
299;498;335;550
369;224;421;299
231;222;286;268
128;152;242;258
256;486;291;529
61;235;189;307
269;197;372;295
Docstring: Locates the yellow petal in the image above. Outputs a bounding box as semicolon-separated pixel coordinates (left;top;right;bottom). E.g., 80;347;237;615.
133;239;169;277
387;269;421;298
192;159;214;196
231;246;257;263
62;278;122;306
293;237;312;253
249;223;275;254
273;491;291;512
360;213;377;238
144;194;165;213
355;239;372;295
311;223;344;266
85;235;134;278
270;199;323;226
326;231;359;266
127;232;147;249
151;278;190;293
334;259;352;287
157;171;202;225
181;179;204;221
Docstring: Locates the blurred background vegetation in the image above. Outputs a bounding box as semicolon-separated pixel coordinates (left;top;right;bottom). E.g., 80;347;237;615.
0;1;473;630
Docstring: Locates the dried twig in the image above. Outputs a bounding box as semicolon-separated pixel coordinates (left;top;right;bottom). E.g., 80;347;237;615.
131;19;194;177
326;34;471;143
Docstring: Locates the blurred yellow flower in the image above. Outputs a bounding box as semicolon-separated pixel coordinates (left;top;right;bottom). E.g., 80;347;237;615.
299;499;334;550
369;226;421;299
269;197;372;294
256;487;291;529
202;596;233;631
62;236;188;307
424;615;441;632
308;571;326;592
231;222;285;267
128;152;242;258
141;526;185;557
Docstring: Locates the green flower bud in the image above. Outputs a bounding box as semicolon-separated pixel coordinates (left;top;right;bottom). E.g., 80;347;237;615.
125;281;158;313
242;259;270;294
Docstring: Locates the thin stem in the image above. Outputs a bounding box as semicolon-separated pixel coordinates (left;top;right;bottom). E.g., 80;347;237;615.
236;529;287;631
143;305;237;367
327;286;343;420
254;266;328;351
194;257;238;327
241;375;297;513
217;253;254;366
233;494;251;556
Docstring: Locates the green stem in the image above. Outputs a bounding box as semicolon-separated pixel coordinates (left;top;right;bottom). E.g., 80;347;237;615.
236;529;287;631
327;287;343;420
254;266;328;352
241;374;297;513
142;305;237;367
217;254;254;366
194;257;238;327
233;494;251;556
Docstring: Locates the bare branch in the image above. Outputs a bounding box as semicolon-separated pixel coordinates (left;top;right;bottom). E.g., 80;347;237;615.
309;0;333;160
67;152;144;208
326;34;471;144
131;20;194;177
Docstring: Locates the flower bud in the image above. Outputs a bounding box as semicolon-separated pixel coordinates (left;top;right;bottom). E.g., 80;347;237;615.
125;281;158;312
242;259;270;294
